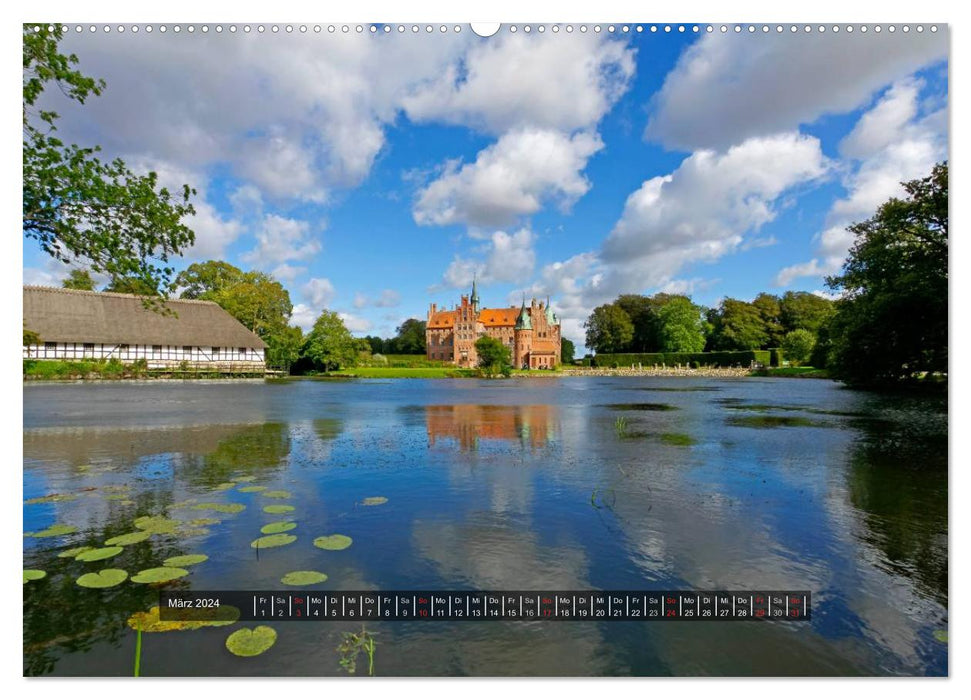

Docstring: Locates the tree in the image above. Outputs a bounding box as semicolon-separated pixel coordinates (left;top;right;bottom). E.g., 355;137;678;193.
825;162;948;385
363;336;386;355
103;276;158;296
709;298;768;350
175;261;245;299
779;291;835;335
23;25;196;296
62;268;95;290
656;297;706;353
302;311;357;372
560;338;576;364
392;319;426;354
614;294;653;351
752;293;784;348
264;325;304;370
782;329;816;366
475;336;512;377
584;303;634;354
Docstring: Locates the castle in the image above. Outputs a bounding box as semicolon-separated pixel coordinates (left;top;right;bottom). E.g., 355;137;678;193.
426;280;561;369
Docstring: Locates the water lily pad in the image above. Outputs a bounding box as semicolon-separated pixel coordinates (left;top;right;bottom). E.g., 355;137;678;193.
134;516;181;534
225;626;277;657
192;502;246;514
58;546;95;559
250;534;296;549
23;569;47;584
188;517;221;526
261;490;291;499
76;546;124;562
177;527;211;538
25;493;77;505
25;523;77;538
128;605;240;632
260;521;296;535
77;569;128;588
238;485;267;493
313;534;352;551
105;531;152;546
131;567;190;584
213;482;236;491
281;570;328;586
934;629;948;643
361;496;388;506
104;494;131;501
163;554;209;567
263;505;295;514
233;475;257;483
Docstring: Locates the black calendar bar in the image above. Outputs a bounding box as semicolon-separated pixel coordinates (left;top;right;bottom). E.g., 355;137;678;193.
158;591;811;622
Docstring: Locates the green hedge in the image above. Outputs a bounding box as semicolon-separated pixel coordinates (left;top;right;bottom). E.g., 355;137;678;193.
770;347;785;367
593;350;771;368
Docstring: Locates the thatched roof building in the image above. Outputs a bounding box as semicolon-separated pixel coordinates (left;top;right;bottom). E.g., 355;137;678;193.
23;286;266;350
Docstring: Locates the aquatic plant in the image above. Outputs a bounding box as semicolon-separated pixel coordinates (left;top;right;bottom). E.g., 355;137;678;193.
24;493;77;505
127;605;240;633
105;531;152;546
226;626;277;657
162;554;208;567
361;497;388;506
76;546;124;562
281;570;328;585
25;523;77;538
659;432;698;446
188;518;221;526
250;534;296;549
263;505;295;514
614;416;628;438
261;521;296;535
313;534;352;550
76;569;128;588
213;482;236;491
337;625;376;675
192;502;246;514
58;546;94;558
134;516;181;534
23;569;46;584
261;490;292;499
237;486;267;493
130;567;190;583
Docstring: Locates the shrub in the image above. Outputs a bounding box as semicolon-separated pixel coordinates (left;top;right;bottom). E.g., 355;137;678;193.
595;350;771;368
781;329;816;366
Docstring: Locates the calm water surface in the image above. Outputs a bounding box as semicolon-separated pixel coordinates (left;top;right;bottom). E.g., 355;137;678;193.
23;377;948;676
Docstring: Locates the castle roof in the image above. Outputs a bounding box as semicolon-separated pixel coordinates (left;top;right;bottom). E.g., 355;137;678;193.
478;307;519;327
427;310;458;329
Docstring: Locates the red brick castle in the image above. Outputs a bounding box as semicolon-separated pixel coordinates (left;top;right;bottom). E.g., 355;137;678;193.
426;280;561;369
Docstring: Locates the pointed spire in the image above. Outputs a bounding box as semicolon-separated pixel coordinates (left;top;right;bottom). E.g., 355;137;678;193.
470;274;480;310
515;294;532;330
546;296;556;325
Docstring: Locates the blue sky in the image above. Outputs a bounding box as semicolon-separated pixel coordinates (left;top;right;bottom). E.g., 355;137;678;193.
23;25;948;349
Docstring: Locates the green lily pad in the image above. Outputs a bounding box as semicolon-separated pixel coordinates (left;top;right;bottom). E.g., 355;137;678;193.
225;626;277;657
76;546;124;562
23;569;47;584
129;605;240;632
77;569;128;588
105;531;152;546
163;554;209;567
131;567;190;584
933;629;948;643
192;502;246;514
313;534;352;551
25;523;78;538
105;494;131;501
361;496;388;506
188;517;221;526
58;546;95;558
233;475;257;483
25;493;77;505
213;482;237;491
281;570;328;585
263;505;295;514
251;534;296;549
260;521;296;535
134;516;181;534
261;490;291;499
238;485;267;493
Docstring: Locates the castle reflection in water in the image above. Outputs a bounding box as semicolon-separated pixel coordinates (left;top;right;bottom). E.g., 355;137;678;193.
425;404;558;451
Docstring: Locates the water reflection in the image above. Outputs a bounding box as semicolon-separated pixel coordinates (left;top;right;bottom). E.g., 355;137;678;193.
425;404;558;451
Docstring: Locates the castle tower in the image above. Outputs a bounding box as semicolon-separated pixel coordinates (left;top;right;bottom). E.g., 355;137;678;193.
470;276;480;314
514;297;533;369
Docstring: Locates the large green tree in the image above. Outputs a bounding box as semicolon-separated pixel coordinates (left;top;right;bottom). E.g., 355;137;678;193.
302;311;357;372
23;24;196;295
709;298;768;350
560;337;576;364
752;293;784;348
584;303;634;353
779;291;835;335
475;336;512;377
782;329;816;366
826;162;948;385
656;297;706;353
61;268;95;290
391;319;427;354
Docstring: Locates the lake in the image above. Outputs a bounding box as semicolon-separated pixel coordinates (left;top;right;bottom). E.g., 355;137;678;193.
22;376;948;676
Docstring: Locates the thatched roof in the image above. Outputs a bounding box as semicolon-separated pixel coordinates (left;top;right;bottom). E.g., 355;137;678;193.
23;286;267;348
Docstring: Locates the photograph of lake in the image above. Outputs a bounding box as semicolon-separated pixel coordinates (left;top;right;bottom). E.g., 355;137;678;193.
19;10;952;685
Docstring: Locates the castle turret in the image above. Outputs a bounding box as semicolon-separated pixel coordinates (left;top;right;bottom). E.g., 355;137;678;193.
513;297;533;369
470;276;480;313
